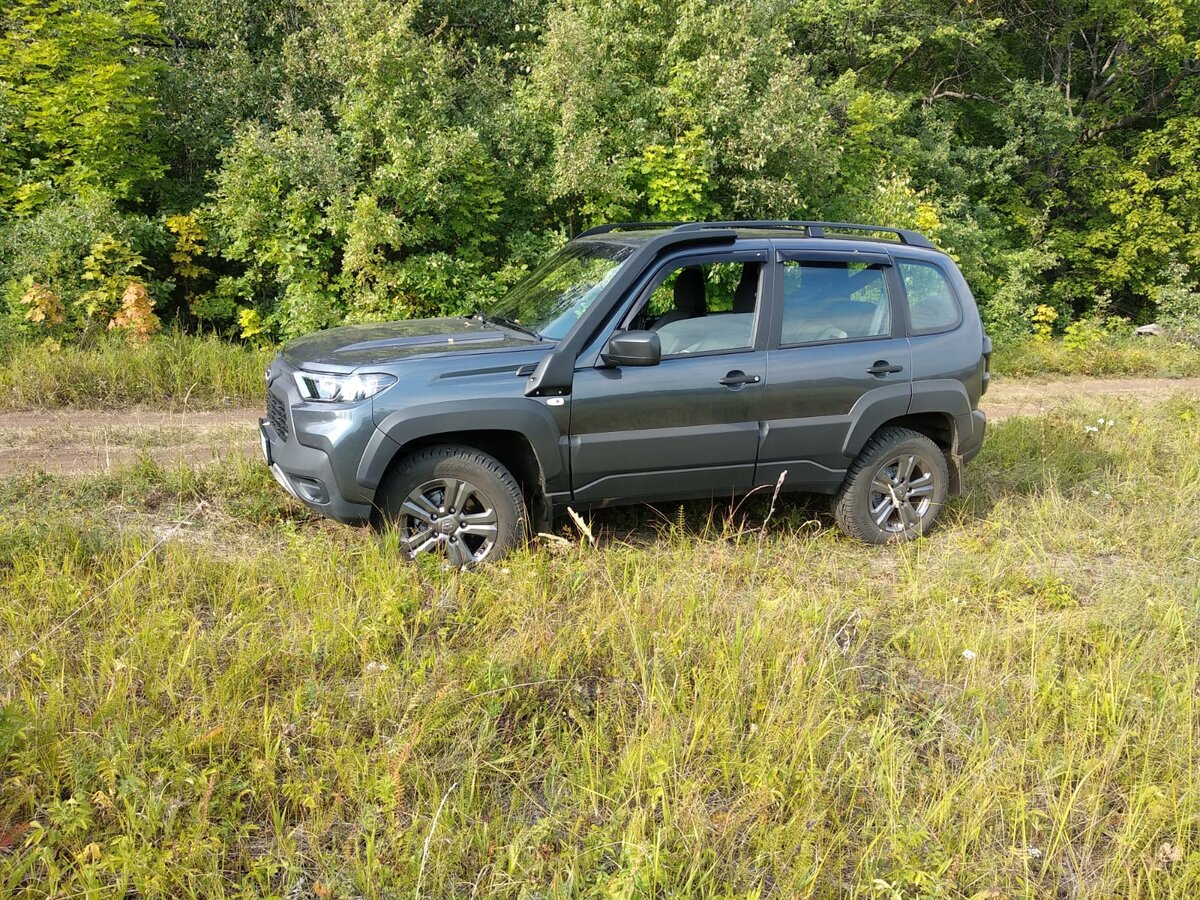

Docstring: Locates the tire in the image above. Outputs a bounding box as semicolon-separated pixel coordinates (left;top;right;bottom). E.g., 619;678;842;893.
833;427;949;544
373;444;526;566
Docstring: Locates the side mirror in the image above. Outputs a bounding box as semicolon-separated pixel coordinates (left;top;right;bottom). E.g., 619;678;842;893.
601;330;661;367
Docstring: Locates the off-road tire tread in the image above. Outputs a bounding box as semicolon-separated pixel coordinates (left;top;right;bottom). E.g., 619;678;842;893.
374;444;527;562
833;426;949;544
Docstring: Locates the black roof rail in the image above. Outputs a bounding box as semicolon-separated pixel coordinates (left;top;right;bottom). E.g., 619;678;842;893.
579;219;936;248
577;221;683;238
671;220;936;249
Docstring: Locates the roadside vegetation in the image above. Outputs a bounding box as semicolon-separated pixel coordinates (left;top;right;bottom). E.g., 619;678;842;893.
991;334;1200;379
2;394;1198;897
4;0;1200;353
0;333;269;411
0;331;1197;412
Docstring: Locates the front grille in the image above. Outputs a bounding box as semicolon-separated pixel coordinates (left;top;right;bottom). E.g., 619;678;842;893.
266;390;289;440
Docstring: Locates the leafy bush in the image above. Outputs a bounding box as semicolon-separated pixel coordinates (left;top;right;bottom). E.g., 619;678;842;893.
210;113;354;341
0;196;171;343
0;0;166;209
3;0;1200;345
1030;304;1059;341
1062;316;1107;351
1153;262;1200;339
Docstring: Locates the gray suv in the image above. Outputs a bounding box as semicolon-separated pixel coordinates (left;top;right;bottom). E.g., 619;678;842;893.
261;221;990;564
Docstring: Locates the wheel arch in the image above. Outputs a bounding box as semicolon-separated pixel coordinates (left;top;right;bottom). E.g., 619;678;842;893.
866;412;962;495
363;418;558;530
843;379;972;496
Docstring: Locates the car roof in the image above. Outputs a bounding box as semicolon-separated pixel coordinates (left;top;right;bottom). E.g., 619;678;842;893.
573;220;949;259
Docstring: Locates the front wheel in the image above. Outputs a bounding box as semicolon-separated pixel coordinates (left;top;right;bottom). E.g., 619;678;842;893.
833;426;949;544
373;445;526;566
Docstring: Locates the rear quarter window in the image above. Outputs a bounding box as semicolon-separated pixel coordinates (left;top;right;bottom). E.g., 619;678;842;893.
898;260;961;334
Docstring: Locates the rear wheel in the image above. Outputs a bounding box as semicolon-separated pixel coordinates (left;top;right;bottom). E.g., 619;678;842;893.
833;427;949;544
374;445;526;566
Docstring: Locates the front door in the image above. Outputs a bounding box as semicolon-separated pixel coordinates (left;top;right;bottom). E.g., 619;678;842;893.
569;254;769;504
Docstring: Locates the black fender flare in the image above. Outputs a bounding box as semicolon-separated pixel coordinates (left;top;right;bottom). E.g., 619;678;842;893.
358;399;565;492
840;382;913;459
841;380;974;460
909;379;974;453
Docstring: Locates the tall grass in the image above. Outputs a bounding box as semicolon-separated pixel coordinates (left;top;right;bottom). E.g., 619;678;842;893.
0;331;1195;413
0;332;269;410
992;335;1200;378
2;394;1199;896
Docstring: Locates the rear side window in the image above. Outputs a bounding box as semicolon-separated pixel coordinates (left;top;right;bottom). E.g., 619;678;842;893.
780;260;891;345
898;260;960;334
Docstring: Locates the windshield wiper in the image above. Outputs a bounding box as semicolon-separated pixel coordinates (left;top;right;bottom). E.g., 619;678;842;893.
487;314;541;341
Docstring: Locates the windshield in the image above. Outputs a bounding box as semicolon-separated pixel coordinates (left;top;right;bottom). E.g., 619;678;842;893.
488;241;634;341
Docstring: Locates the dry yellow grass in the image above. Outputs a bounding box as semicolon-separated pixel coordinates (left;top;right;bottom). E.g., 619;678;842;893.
1;390;1199;897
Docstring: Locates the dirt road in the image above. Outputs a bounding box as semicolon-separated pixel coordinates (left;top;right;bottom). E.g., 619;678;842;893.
1;376;1197;477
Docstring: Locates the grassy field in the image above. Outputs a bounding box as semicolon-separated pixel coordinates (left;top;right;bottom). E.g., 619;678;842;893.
0;333;270;410
0;332;1197;411
990;335;1200;379
2;391;1199;897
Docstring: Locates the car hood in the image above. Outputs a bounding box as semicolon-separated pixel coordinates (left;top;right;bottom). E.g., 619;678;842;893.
281;317;537;370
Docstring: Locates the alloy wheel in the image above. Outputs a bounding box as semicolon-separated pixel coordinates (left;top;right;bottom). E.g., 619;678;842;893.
869;453;937;534
398;477;499;566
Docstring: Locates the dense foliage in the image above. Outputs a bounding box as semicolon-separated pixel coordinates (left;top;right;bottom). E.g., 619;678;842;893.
2;0;1199;344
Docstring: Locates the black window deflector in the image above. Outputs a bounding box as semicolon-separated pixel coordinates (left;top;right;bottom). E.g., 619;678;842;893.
776;249;892;265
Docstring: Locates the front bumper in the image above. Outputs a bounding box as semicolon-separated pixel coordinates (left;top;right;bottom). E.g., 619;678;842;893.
261;364;380;524
260;417;374;523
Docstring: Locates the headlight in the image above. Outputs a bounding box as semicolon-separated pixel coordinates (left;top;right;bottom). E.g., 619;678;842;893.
293;371;396;403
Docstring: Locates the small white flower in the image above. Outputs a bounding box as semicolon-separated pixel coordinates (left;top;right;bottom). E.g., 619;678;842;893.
1091;490;1101;496
748;723;759;735
1085;425;1099;433
363;661;389;676
962;649;977;661
1027;846;1042;859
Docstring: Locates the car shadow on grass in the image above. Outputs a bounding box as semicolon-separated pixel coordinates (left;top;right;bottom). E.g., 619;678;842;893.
556;415;1124;547
550;488;833;549
954;414;1123;518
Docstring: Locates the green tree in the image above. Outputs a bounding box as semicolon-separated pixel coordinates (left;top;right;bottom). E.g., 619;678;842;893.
0;0;167;209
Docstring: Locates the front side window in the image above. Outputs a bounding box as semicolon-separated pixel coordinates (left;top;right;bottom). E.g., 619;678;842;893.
629;259;762;356
488;241;634;340
898;260;960;334
780;260;891;345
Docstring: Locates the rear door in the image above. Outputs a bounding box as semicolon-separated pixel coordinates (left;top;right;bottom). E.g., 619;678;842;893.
568;248;771;503
757;250;912;490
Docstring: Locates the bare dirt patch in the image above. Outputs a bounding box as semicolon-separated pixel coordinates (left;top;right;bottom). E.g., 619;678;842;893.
0;376;1197;477
0;407;260;475
981;375;1200;421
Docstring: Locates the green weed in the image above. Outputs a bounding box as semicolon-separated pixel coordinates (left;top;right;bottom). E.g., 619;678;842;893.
992;335;1200;378
0;332;269;410
1;398;1199;897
